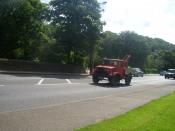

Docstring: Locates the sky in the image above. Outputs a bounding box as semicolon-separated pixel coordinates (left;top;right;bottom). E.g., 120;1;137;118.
41;0;175;44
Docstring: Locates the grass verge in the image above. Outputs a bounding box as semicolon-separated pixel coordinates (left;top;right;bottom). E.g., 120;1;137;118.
75;92;175;131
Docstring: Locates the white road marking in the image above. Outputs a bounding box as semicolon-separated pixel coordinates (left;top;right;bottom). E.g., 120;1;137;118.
37;79;44;85
0;85;4;86
37;83;80;86
66;79;72;84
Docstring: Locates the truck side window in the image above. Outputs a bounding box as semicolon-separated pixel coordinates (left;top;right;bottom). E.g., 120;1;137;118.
114;61;117;66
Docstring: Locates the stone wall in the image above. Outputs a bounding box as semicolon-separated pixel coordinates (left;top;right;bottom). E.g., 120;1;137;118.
0;59;85;73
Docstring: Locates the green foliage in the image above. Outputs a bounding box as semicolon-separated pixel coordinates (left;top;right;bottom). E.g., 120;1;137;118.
146;50;175;71
48;0;103;65
146;38;175;52
97;31;175;72
0;0;46;60
99;31;149;68
144;68;158;74
0;0;175;70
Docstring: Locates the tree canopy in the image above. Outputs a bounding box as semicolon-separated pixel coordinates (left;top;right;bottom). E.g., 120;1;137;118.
48;0;103;65
0;0;175;73
97;31;175;71
0;0;46;60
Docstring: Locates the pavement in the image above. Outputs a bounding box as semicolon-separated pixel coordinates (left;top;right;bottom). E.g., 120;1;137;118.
0;73;174;131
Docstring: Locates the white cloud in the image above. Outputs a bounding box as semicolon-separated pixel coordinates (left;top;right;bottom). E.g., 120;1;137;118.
102;0;175;44
41;0;175;44
41;0;50;3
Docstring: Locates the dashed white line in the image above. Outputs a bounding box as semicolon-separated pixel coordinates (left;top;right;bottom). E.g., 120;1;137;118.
66;79;72;84
37;79;44;85
0;85;4;86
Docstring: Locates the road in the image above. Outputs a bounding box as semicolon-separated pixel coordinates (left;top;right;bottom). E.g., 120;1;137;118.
0;73;174;131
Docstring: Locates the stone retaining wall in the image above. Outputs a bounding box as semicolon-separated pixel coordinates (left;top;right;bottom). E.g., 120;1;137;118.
0;59;85;73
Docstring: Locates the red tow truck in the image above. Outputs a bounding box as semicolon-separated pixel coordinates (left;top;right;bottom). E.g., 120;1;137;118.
92;55;132;86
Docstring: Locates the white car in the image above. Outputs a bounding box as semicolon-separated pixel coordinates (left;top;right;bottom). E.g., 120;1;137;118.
132;68;144;77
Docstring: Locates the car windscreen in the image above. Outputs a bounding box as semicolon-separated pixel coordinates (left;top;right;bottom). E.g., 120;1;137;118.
168;69;175;73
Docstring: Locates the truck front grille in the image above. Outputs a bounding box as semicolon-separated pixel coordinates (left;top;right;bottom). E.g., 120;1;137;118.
96;68;108;77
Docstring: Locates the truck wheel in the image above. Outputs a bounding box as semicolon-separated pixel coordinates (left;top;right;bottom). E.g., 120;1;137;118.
165;76;169;79
92;76;99;84
110;76;120;86
125;77;131;85
125;74;132;85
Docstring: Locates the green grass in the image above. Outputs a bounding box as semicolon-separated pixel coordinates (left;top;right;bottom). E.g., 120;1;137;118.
75;92;175;131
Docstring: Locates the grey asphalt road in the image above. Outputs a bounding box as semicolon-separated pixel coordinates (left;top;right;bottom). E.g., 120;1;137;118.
0;74;175;131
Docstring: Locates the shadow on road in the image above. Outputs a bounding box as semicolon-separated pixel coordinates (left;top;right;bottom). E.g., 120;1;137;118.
90;82;132;88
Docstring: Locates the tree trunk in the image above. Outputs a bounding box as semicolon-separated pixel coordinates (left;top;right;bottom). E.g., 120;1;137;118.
89;46;95;75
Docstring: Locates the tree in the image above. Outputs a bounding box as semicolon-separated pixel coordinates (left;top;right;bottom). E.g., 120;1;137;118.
48;0;103;66
119;31;149;68
146;50;175;72
99;31;149;68
0;0;46;60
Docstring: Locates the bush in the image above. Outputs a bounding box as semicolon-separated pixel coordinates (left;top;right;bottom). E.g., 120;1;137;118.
144;68;158;74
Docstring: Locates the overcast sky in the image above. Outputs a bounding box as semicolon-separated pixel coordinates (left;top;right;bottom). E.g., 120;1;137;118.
41;0;175;44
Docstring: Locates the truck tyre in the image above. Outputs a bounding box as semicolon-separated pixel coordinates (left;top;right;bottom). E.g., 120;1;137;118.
165;76;169;79
125;77;131;85
125;74;132;85
92;75;99;84
110;76;120;86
